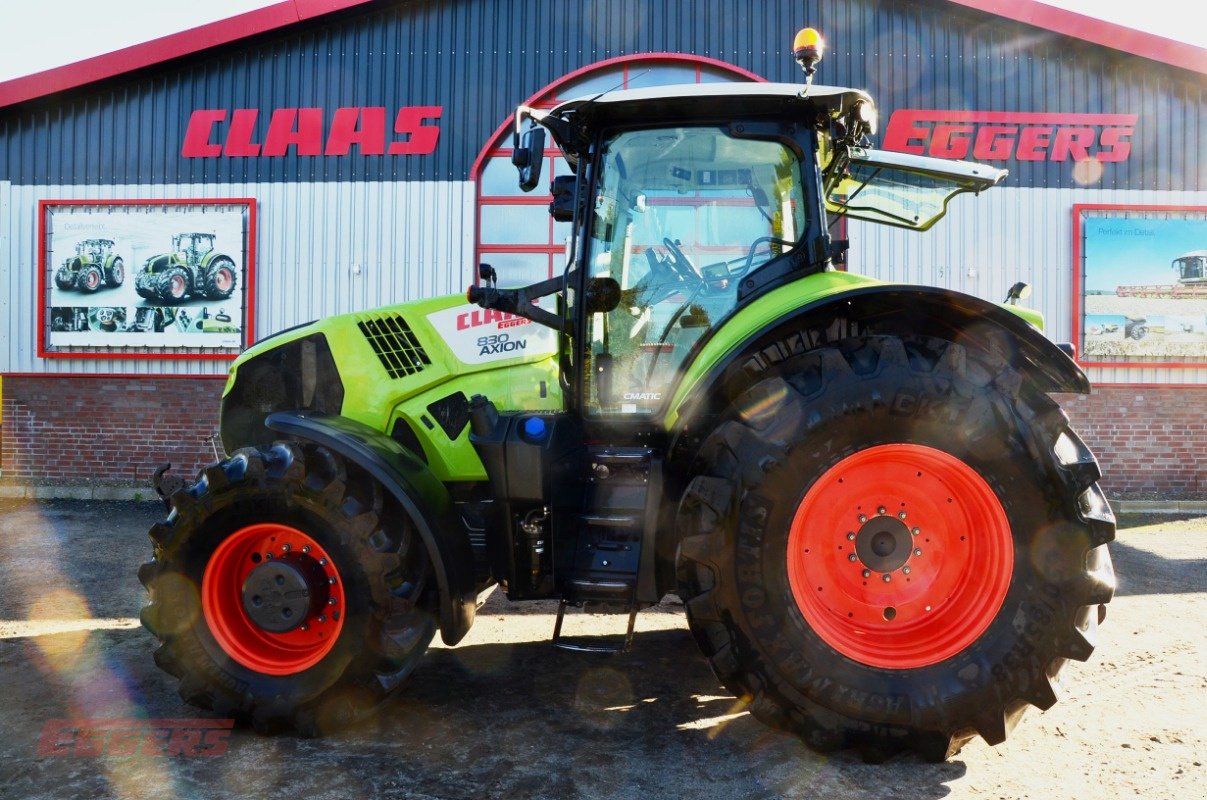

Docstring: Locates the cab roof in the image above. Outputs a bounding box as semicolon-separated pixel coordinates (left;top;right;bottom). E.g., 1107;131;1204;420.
549;82;872;126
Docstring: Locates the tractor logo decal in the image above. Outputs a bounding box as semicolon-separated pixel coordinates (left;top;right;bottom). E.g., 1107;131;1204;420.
427;304;556;365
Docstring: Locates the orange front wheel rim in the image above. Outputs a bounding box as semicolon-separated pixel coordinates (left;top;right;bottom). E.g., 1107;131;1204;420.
201;523;346;675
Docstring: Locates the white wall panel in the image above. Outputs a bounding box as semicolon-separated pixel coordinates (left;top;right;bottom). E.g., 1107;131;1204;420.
847;187;1207;386
0;181;474;375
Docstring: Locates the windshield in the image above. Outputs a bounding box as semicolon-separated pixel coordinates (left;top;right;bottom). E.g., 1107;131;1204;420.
584;126;807;415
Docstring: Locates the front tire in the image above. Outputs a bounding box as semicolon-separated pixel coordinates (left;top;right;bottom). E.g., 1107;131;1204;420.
139;442;436;735
675;336;1116;760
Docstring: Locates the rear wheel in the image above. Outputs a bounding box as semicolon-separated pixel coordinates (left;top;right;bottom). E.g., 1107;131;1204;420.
675;335;1116;760
139;442;436;734
105;257;125;287
202;257;237;300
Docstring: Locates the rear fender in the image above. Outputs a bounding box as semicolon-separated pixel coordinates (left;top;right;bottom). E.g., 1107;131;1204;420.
266;411;476;645
670;284;1089;434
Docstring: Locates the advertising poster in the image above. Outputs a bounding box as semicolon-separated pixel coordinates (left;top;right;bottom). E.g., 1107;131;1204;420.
1077;206;1207;366
40;200;254;358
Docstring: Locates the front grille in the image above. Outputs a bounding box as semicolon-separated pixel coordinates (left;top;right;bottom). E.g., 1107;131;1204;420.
357;313;430;379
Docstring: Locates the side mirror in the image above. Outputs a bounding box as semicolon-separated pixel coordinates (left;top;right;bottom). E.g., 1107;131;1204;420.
512;126;546;193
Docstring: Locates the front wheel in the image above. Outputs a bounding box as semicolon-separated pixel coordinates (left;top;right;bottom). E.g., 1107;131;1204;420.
675;335;1116;760
139;442;436;734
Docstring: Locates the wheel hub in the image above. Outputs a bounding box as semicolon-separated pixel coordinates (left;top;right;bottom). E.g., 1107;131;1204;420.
855;516;912;573
241;556;328;633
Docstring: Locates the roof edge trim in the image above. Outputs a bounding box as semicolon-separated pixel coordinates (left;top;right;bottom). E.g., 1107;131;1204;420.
944;0;1207;75
0;0;374;110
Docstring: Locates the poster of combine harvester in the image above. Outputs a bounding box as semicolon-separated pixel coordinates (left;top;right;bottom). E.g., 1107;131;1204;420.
1078;206;1207;365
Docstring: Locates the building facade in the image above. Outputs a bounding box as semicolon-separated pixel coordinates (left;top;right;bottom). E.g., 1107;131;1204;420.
1;0;1205;497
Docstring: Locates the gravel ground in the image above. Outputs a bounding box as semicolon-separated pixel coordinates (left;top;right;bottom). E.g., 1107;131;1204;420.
0;499;1203;800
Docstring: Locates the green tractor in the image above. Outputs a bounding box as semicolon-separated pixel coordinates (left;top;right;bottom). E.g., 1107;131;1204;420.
55;238;125;292
135;232;238;304
140;29;1115;761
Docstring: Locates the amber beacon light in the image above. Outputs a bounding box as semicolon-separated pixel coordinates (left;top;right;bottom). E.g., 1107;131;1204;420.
793;27;825;81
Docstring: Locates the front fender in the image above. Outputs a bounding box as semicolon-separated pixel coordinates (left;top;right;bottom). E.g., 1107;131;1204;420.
668;282;1089;430
265;411;476;646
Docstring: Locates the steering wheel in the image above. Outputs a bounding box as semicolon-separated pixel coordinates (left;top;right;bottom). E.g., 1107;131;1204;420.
662;237;702;283
625;247;684;308
739;236;796;277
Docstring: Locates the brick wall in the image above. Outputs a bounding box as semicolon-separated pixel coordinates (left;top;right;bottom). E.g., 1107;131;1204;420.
1;375;225;487
1057;385;1207;499
1;376;1203;499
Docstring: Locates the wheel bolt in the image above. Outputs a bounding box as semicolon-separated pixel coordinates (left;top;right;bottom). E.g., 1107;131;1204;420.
862;569;871;578
898;511;907;520
877;506;886;515
882;574;892;583
265;552;273;560
848;553;858;562
846;532;856;541
903;566;911;575
328;576;336;585
912;527;921;536
914;548;923;557
281;543;291;552
300;623;309;631
319;558;328;566
318;615;327;623
858;514;867;523
328;597;337;605
302;545;311;554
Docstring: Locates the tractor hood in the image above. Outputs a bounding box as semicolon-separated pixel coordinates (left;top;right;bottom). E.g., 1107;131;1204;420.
220;293;562;479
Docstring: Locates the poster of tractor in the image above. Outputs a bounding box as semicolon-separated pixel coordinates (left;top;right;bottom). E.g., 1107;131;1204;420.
1075;205;1207;366
39;199;253;358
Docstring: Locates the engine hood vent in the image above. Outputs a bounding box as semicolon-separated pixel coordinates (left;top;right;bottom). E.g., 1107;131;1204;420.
357;312;431;379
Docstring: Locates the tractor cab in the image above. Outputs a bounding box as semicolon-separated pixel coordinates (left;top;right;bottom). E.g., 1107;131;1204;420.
78;238;115;261
473;59;1005;424
174;232;215;263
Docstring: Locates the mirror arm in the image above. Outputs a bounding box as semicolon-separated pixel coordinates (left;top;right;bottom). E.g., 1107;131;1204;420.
467;275;569;334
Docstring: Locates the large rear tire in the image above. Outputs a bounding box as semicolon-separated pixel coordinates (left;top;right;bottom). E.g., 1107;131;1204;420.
675;335;1116;760
139;442;436;735
202;257;238;300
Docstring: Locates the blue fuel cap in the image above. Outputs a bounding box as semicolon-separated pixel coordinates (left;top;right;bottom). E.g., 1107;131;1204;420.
522;416;547;440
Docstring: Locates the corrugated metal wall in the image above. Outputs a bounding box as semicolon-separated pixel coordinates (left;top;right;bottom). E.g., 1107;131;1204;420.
1;0;1204;383
0;180;472;374
2;0;1202;188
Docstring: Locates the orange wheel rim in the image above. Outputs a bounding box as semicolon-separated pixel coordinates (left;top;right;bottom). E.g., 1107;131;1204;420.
201;523;346;675
786;444;1013;669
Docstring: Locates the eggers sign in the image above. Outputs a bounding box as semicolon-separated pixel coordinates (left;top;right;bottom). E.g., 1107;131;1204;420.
883;110;1136;163
182;106;443;157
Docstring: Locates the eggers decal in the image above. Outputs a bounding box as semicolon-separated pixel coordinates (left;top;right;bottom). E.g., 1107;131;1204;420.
884;110;1136;163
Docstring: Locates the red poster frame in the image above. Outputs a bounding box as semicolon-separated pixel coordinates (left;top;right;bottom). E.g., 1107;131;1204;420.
37;198;256;361
1071;203;1207;371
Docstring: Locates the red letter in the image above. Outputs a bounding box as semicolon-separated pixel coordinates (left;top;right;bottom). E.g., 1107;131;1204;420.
166;728;202;756
1050;126;1096;161
1096;126;1133;162
263;108;324;156
36;720;75;756
325;107;387;156
972;125;1017;160
181;110;227;157
223;109;261;156
389;106;442;155
929;124;973;159
201;729;232;757
1016;126;1053;161
882;110;928;155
